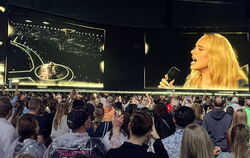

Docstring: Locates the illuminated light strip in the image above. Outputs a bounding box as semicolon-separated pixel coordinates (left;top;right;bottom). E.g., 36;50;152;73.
2;89;250;96
63;22;105;31
8;77;35;82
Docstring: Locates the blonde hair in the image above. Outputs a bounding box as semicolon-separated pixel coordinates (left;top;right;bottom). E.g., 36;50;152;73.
92;105;104;132
184;33;248;89
180;124;214;158
53;100;70;130
191;103;203;119
227;109;247;144
230;124;250;158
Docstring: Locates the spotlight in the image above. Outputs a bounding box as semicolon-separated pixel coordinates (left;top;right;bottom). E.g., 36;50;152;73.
0;6;6;13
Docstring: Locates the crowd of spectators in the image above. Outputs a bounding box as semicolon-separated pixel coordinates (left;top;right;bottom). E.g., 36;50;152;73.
0;87;249;158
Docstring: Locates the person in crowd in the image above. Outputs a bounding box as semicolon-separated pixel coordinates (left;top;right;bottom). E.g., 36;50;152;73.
125;103;138;115
161;106;195;158
5;115;46;158
38;97;56;147
103;111;129;150
0;97;18;153
159;33;248;89
217;124;250;158
191;102;204;125
227;109;247;144
50;100;70;140
244;99;250;127
88;105;112;138
225;97;242;112
11;100;25;127
106;110;159;158
202;97;232;152
153;102;175;139
203;98;213;114
226;106;235;117
180;124;214;158
103;96;116;121
24;97;45;144
43;106;106;158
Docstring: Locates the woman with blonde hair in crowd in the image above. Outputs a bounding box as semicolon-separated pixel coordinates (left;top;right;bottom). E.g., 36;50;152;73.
180;124;214;158
191;102;204;125
50;100;70;139
227;109;247;144
159;33;248;89
217;124;250;158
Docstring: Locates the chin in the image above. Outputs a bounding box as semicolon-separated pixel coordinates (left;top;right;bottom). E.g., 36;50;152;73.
190;65;197;70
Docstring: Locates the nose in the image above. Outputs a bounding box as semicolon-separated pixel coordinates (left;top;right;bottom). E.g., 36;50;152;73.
191;49;195;55
191;47;197;55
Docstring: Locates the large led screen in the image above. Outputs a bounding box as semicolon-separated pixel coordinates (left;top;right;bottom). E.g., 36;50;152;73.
145;32;249;90
7;9;105;88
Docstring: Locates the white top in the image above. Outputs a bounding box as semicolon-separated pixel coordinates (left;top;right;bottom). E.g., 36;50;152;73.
0;139;4;158
50;115;70;140
0;118;18;153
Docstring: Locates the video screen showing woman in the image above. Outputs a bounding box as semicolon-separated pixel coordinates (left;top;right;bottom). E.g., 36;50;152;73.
145;32;249;90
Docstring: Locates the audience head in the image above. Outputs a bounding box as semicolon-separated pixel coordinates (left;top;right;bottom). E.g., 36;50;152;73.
230;124;250;158
245;99;250;107
191;102;203;119
125;104;138;115
231;97;239;104
174;106;195;128
0;97;12;118
72;99;84;109
48;98;58;112
11;100;25;127
213;97;225;108
226;106;234;116
28;97;41;112
180;124;214;158
231;109;247;129
67;106;90;131
17;115;38;142
114;102;123;111
92;105;104;131
153;102;170;118
106;96;114;104
84;103;95;120
129;110;153;137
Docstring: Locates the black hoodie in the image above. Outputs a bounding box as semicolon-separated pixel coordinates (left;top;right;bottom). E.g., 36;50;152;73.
202;108;232;151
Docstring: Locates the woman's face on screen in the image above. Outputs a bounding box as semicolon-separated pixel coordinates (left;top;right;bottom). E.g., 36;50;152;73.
190;35;209;72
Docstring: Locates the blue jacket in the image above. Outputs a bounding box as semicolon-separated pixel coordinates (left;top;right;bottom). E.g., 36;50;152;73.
202;108;232;151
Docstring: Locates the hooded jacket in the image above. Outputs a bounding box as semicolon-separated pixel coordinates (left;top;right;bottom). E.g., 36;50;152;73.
202;108;232;151
5;138;46;158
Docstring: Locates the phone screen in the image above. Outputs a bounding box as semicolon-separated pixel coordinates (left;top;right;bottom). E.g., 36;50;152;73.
166;67;181;82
